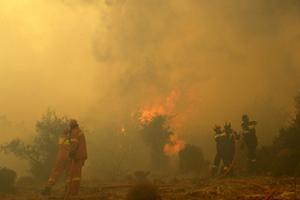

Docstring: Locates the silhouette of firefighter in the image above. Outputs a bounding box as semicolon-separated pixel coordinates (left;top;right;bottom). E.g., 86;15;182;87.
241;114;258;173
212;123;236;176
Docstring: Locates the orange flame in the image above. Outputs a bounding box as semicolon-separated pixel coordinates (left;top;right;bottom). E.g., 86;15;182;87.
139;90;179;124
163;134;185;156
138;90;186;156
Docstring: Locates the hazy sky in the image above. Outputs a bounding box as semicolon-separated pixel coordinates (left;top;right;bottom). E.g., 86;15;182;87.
0;0;102;128
1;0;300;152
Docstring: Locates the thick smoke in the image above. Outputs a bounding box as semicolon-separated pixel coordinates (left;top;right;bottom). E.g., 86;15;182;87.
0;0;300;175
90;0;300;156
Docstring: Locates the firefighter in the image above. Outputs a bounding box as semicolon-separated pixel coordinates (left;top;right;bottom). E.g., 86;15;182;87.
241;114;257;173
64;119;88;197
41;128;71;196
211;125;224;176
223;122;236;174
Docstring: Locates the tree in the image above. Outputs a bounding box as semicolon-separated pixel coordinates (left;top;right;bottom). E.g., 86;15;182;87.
271;92;300;175
1;110;68;181
256;92;300;176
140;115;172;170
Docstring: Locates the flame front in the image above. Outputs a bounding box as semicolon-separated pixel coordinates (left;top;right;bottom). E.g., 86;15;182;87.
139;90;179;124
138;90;186;156
139;104;166;124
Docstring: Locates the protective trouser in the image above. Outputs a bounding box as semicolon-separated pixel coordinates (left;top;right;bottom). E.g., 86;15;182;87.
65;160;84;196
46;159;70;187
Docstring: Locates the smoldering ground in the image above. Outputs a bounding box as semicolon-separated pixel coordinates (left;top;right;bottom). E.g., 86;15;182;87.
0;0;300;177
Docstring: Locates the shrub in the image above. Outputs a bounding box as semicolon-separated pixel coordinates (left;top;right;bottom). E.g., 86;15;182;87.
0;167;16;193
1;110;68;181
127;182;161;200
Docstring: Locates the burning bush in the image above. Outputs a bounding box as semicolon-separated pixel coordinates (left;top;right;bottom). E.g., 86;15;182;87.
140;115;171;170
179;144;209;174
126;182;161;200
0;167;16;193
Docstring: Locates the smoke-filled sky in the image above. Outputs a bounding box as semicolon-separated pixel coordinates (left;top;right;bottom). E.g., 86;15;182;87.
1;0;300;155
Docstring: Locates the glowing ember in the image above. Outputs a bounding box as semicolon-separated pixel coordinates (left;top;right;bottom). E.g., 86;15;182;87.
163;134;185;156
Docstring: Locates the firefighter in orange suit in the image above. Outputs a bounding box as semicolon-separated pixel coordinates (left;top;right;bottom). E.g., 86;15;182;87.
41;129;71;196
65;119;88;197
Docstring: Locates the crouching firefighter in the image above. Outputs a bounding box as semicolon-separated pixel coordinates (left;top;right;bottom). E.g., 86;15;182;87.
41;129;71;195
64;119;88;197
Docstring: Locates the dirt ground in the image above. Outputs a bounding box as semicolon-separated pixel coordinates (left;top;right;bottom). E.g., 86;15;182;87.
1;176;299;200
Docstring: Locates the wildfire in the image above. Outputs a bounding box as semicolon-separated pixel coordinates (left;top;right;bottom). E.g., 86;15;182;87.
139;105;166;124
138;89;187;156
163;134;185;156
139;90;179;124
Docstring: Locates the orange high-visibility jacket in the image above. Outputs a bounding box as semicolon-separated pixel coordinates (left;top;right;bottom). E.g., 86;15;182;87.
56;129;71;161
70;128;88;162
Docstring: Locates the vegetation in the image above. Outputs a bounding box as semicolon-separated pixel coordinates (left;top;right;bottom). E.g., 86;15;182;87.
140;115;172;170
0;167;16;193
2;93;300;182
257;92;300;176
0;110;68;181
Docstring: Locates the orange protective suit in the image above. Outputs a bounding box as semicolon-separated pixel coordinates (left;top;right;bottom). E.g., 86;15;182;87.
65;127;87;196
46;130;71;187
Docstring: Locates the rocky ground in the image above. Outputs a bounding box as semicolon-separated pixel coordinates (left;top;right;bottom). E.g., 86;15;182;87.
0;176;299;200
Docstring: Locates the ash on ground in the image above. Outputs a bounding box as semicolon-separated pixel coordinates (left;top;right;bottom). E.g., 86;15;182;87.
2;176;299;200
